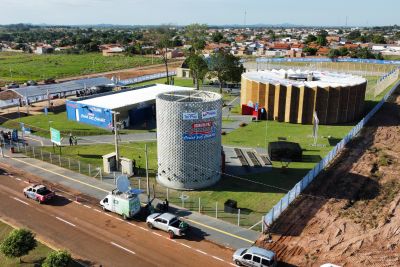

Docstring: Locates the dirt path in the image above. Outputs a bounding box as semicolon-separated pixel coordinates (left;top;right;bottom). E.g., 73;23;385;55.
56;60;183;82
256;90;400;266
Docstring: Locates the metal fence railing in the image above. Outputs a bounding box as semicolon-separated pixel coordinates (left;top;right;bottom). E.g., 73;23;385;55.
7;142;264;231
375;68;400;97
264;79;400;227
118;71;177;86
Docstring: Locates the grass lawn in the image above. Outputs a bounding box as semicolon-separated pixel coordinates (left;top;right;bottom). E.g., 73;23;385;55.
1;111;111;138
0;52;162;86
0;221;80;267
37;119;354;229
41;142;158;175
130;77;195;88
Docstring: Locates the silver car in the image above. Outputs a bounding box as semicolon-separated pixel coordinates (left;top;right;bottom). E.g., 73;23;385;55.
233;246;277;267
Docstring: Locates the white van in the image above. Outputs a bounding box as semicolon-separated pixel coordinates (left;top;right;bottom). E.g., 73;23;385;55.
100;189;141;219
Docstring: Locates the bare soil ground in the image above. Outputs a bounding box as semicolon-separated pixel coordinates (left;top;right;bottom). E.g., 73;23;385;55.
257;89;400;266
57;60;183;81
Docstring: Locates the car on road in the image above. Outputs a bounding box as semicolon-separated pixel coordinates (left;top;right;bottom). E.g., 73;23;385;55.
44;78;56;84
146;212;189;238
233;246;277;267
23;184;55;204
100;189;141;220
24;80;38;86
5;83;19;89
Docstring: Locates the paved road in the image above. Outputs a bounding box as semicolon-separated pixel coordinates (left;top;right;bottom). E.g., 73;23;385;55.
0;171;235;267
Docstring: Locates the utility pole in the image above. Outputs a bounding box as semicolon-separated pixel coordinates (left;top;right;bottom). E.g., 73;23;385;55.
145;144;150;203
112;111;120;170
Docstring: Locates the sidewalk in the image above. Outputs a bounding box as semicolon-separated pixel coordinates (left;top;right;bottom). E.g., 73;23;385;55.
0;149;260;250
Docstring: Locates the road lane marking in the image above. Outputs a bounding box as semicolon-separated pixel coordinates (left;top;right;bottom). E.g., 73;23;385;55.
94;209;102;213
195;249;208;255
110;242;136;255
116;218;124;222
230;263;236;266
16;178;21;181
152;232;162;237
23;181;29;184
179;243;192;249
83;204;91;209
212;256;224;262
105;213;113;217
12;197;30;206
185;218;254;244
73;201;82;205
138;226;149;232
7;156;251;245
55;217;76;227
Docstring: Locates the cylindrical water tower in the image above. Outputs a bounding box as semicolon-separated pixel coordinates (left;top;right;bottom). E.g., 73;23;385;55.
156;90;222;190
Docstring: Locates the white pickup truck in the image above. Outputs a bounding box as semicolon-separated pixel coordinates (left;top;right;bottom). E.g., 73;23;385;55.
146;213;189;238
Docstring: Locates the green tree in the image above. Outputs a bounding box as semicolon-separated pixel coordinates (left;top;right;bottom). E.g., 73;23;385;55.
328;49;340;59
305;34;317;44
316;35;327;46
209;51;244;93
0;229;37;263
212;32;224;43
316;30;328;46
186;54;209;90
151;27;175;84
347;30;361;40
372;34;386;44
185;23;208;52
42;250;72;267
303;47;318;56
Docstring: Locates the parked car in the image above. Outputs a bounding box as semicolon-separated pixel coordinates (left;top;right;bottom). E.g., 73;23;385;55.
23;184;55;204
146;212;189;238
100;189;141;220
24;80;38;86
44;78;56;84
233;246;277;267
5;83;19;89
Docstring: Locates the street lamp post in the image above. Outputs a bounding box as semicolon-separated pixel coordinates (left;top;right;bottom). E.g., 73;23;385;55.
265;109;268;151
112;111;120;171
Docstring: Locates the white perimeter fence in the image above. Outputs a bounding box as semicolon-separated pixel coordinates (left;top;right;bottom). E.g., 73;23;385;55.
375;68;400;97
118;71;177;86
264;78;400;227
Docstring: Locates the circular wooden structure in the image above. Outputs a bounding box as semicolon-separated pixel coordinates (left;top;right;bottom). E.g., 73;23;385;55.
241;70;367;124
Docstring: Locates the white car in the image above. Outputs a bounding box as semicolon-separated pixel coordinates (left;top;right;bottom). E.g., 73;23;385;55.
146;213;189;238
233;246;277;267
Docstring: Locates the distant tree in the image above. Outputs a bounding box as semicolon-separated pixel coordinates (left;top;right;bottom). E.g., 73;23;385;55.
0;229;37;263
328;49;340;59
42;250;72;267
151;27;175;84
372;34;386;44
185;23;208;52
347;30;361;40
316;30;328;46
316;35;327;46
125;44;142;56
337;29;344;34
208;51;244;93
212;32;224;43
303;47;318;56
338;47;349;57
305;34;317;44
186;53;209;90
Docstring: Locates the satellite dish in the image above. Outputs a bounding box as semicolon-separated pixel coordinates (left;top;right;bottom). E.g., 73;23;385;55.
116;175;130;193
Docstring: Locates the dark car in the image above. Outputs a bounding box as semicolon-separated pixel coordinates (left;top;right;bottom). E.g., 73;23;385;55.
44;78;56;84
5;83;19;89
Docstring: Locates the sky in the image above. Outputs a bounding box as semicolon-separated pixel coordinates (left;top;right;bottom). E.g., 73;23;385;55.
0;0;399;26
